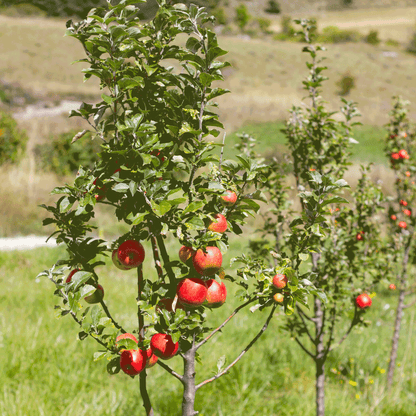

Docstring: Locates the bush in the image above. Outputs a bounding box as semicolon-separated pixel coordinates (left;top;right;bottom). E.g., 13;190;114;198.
281;15;295;36
0;110;28;166
257;17;272;34
365;30;380;45
0;2;46;17
212;7;227;25
317;25;362;43
34;130;101;176
265;0;280;14
235;4;251;31
386;38;400;47
336;72;356;96
406;32;416;55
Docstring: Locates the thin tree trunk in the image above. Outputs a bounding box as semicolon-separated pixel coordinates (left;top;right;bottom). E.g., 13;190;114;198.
314;297;325;416
387;286;406;389
140;371;154;416
181;346;198;416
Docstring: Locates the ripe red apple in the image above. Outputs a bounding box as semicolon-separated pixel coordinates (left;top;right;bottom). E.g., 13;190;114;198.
192;246;222;276
145;348;158;368
120;349;147;375
177;278;208;308
356;233;364;241
66;268;80;283
398;221;407;229
205;279;227;308
272;274;288;289
400;200;408;207
150;333;179;360
398;149;409;159
116;333;138;349
112;249;132;270
403;209;411;216
356;293;372;309
179;246;195;263
391;152;400;161
390;214;397;221
389;283;396;290
117;240;145;268
220;190;237;207
84;284;104;304
207;213;227;233
273;293;284;303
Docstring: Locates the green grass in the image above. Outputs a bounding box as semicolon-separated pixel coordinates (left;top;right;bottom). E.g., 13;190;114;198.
223;121;387;164
1;244;415;415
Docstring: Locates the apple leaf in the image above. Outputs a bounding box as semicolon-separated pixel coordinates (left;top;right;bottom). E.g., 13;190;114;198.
183;201;204;214
216;355;226;373
107;357;121;375
93;351;108;361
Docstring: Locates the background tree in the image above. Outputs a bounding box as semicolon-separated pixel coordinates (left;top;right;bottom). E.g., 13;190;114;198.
384;96;416;389
248;19;384;416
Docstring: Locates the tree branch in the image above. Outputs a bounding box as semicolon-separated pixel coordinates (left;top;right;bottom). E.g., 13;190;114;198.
156;360;184;382
195;298;255;350
404;298;416;309
329;304;358;353
296;306;316;345
295;337;316;359
150;234;164;282
195;305;276;390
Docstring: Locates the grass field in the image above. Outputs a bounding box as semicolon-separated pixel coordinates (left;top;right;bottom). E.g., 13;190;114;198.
0;244;415;416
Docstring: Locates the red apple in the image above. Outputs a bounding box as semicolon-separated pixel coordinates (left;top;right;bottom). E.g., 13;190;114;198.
389;284;396;290
177;278;208;308
355;293;372;309
205;279;227;308
120;349;147;375
116;333;138;349
273;293;284;303
117;240;145;268
398;149;409;159
356;233;364;241
390;214;397;221
192;246;223;276
391;153;400;161
207;213;228;233
145;348;158;368
179;246;195;263
150;333;179;360
84;284;104;304
399;200;408;207
66;268;80;283
112;249;132;270
398;221;407;229
403;209;411;216
220;190;237;207
273;274;288;289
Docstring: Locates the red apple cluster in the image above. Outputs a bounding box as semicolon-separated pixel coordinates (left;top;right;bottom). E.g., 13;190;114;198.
271;273;288;304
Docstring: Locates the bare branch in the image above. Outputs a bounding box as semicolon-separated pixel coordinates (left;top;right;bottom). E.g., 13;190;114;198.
195;298;255;350
156;360;184;382
295;337;316;359
100;299;124;332
404;298;416;309
329;305;358;353
195;305;276;390
296;306;316;345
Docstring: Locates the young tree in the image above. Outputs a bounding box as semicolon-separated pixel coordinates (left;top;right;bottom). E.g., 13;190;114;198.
248;19;384;416
384;97;416;389
37;2;324;415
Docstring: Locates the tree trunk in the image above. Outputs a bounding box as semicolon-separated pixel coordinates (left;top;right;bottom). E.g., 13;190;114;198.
140;370;154;416
387;286;406;389
181;347;198;416
314;297;325;416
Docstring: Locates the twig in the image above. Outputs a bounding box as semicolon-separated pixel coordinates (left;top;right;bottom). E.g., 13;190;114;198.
218;132;226;174
404;298;416;309
195;305;276;390
150;234;164;282
100;299;124;332
195;298;255;350
156;360;184;382
295;337;316;359
329;305;358;353
296;306;316;345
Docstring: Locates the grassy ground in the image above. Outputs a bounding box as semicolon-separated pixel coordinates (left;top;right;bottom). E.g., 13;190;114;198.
0;244;415;416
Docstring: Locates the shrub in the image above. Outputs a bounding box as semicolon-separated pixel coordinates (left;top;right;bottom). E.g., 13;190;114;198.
406;32;416;55
0;110;28;166
264;0;280;14
235;4;251;31
386;39;400;47
365;30;380;45
34;130;100;176
257;17;272;34
318;25;362;43
336;72;356;96
212;7;227;25
0;2;46;17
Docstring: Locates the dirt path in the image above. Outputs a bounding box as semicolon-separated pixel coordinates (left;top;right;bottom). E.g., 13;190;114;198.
0;236;57;251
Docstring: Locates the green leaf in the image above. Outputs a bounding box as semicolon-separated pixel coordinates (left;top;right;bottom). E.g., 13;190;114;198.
185;216;205;230
298;253;309;262
129;181;137;197
93;351;107;361
183;201;204;214
59;197;72;213
91;305;102;327
67;271;93;292
101;94;115;104
321;196;349;207
112;183;129;193
151;200;171;217
127;212;147;225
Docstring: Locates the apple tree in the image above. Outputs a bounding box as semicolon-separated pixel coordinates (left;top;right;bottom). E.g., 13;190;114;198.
246;19;385;416
384;96;416;389
37;2;327;415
